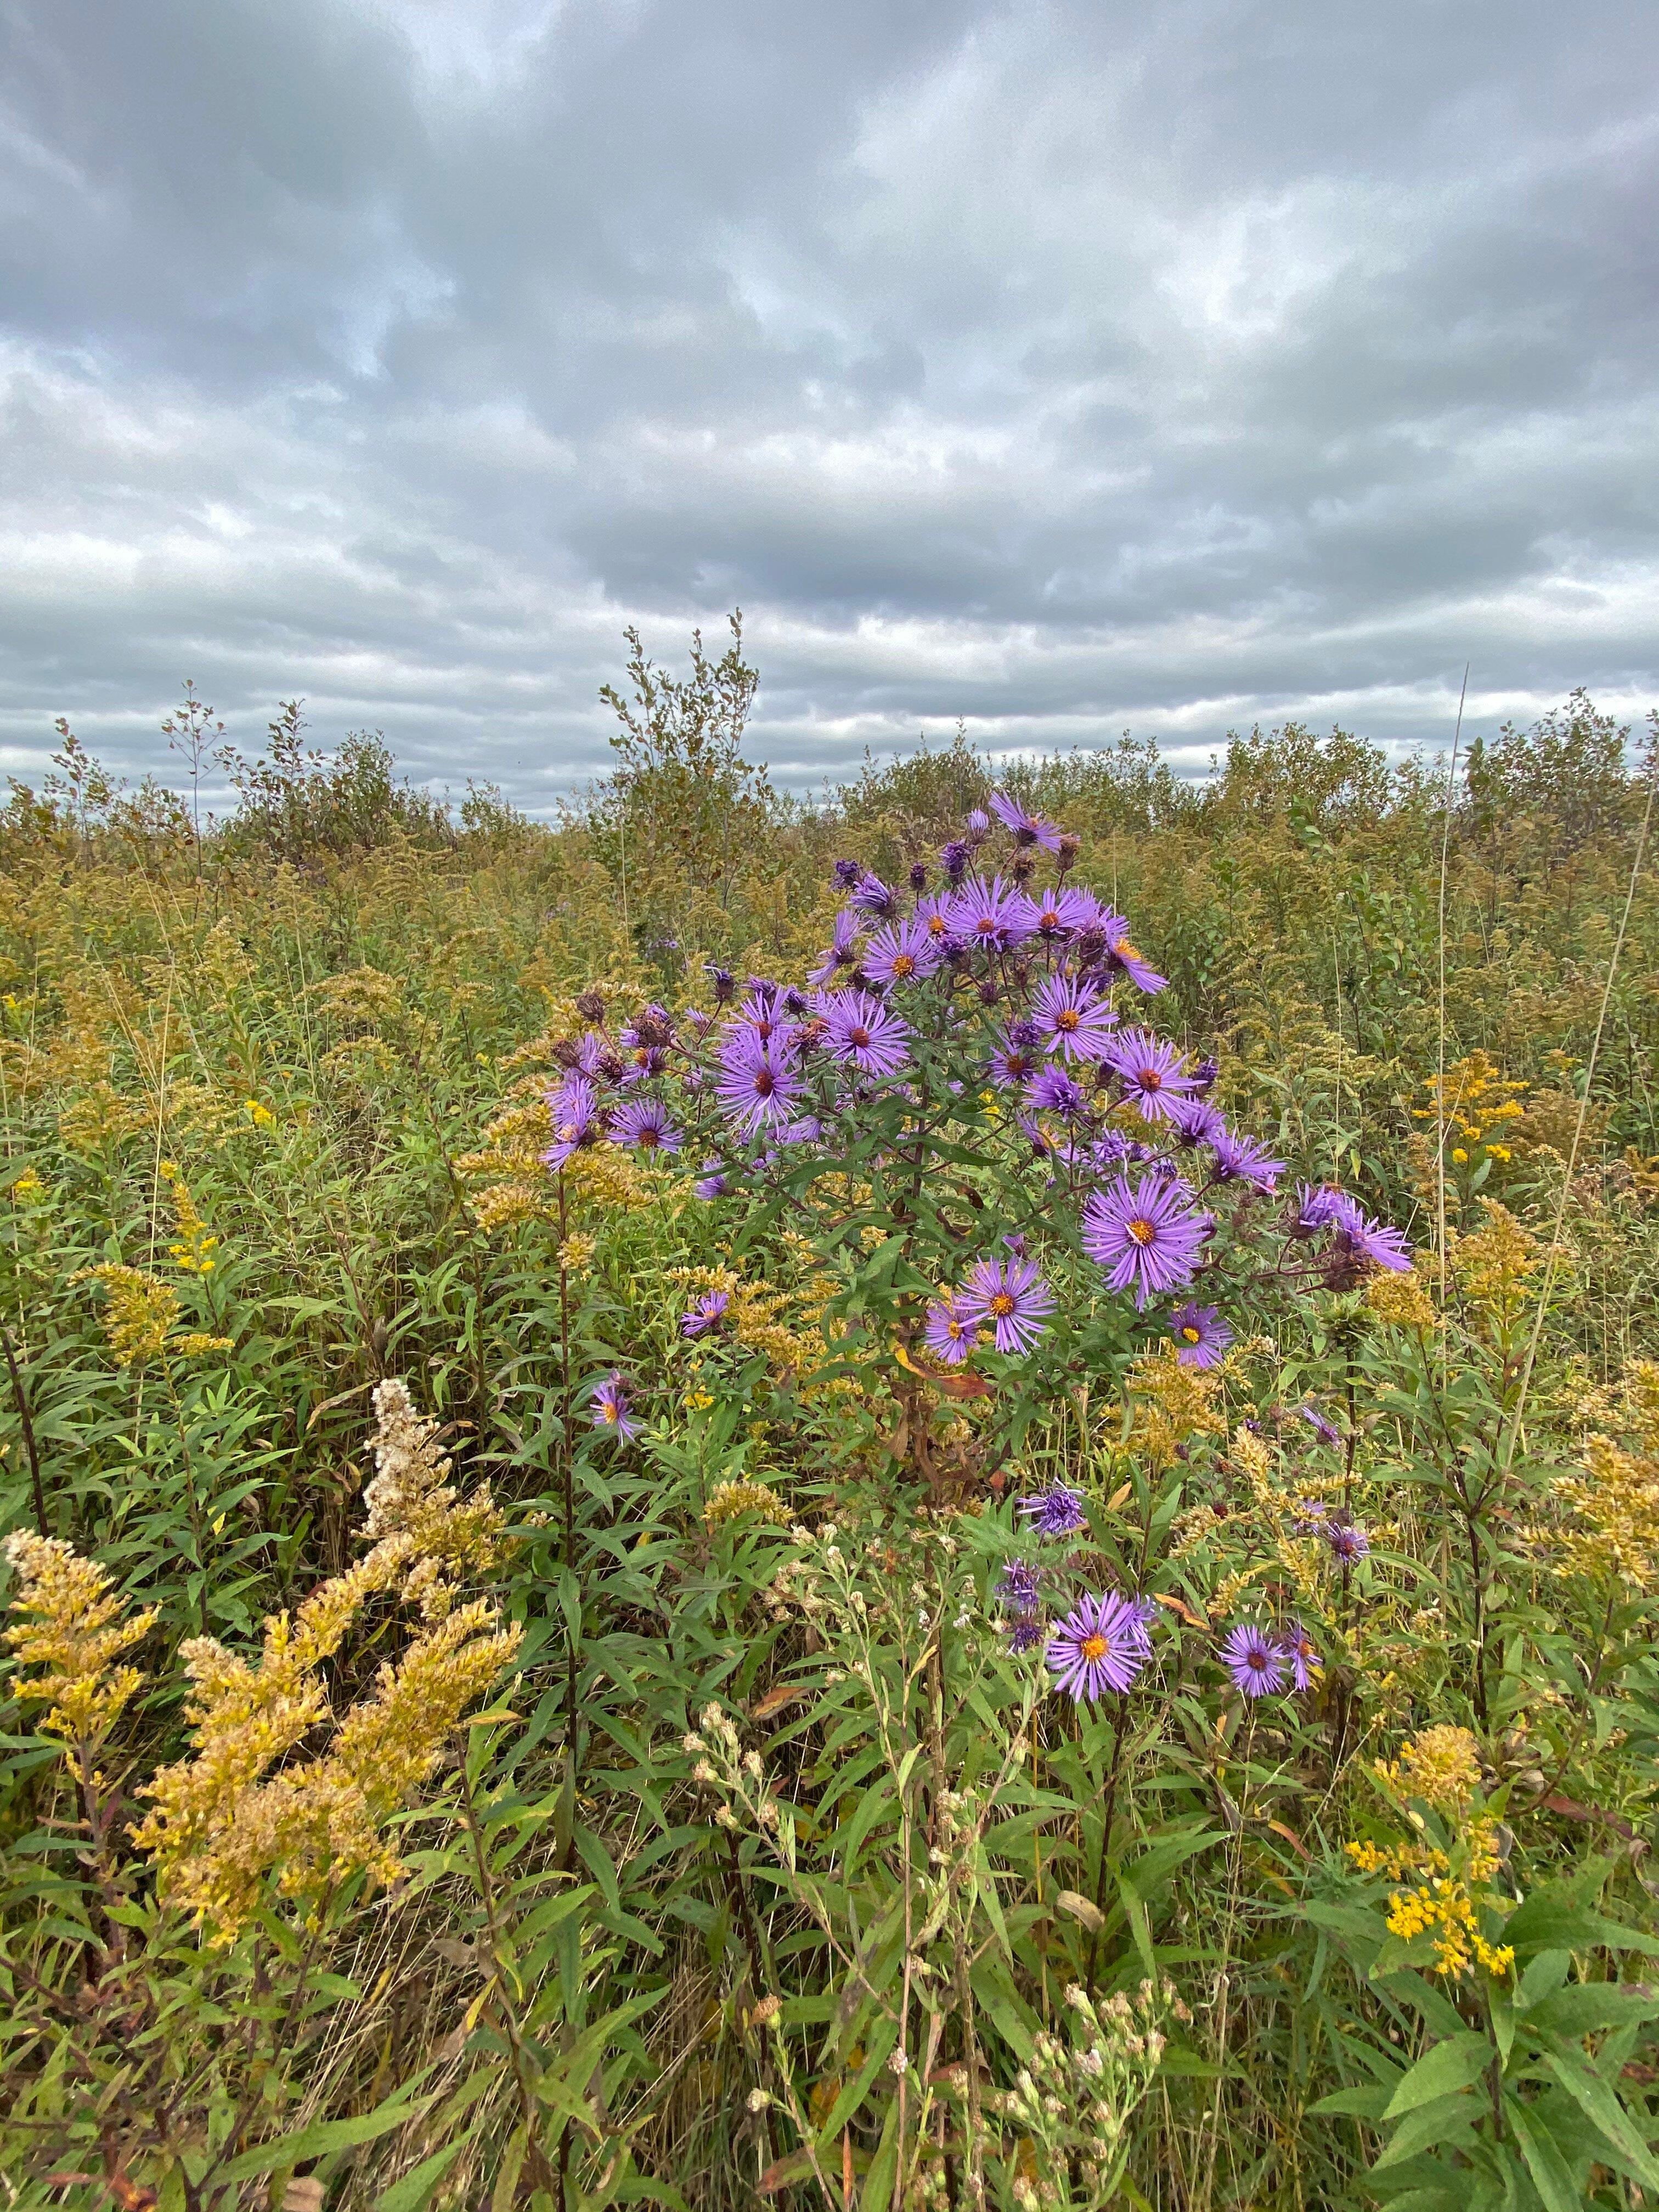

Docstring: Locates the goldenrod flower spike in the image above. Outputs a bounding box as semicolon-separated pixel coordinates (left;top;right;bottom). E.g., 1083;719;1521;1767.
3;1530;154;1747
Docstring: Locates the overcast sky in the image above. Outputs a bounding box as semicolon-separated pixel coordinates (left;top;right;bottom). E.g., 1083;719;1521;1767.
2;0;1656;811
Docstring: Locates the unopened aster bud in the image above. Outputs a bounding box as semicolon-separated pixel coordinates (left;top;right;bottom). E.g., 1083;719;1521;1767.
576;988;606;1025
909;861;928;890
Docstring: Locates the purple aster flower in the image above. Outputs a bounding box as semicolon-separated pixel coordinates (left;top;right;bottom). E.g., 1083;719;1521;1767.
574;1032;608;1077
1299;1403;1342;1448
1007;1615;1044;1655
922;1295;980;1365
1026;1064;1088;1120
964;807;992;843
810;909;861;986
1018;1484;1087;1538
988;789;1065;854
1219;1623;1287;1697
714;1029;806;1137
1082;1174;1211;1310
1295;1183;1363;1237
1189;1057;1221;1095
1031;974;1119;1063
1102;1030;1199;1122
850;871;898;919
1342;1213;1413;1273
1278;1620;1320;1692
988;1033;1043;1089
1030;884;1103;941
681;1289;731;1339
832;858;862;890
995;1559;1043;1616
822;990;912;1078
957;1254;1056;1354
1210;1129;1285;1193
1100;927;1167;995
939;838;972;883
946;873;1041;953
694;1159;730;1200
862;916;943;985
618;1041;669;1085
590;1371;638;1443
1325;1519;1370;1564
734;988;793;1052
706;964;736;1005
609;1097;682;1154
1047;1592;1153;1701
1169;1303;1233;1368
542;1075;599;1169
1167;1096;1228;1148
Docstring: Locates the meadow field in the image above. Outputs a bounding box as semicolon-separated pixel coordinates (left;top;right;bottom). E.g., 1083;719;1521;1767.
2;627;1657;2212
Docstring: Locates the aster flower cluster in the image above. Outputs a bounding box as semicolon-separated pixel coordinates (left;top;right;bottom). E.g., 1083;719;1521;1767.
1216;1617;1321;1699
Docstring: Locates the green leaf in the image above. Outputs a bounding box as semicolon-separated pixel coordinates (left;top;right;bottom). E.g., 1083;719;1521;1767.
1372;2093;1481;2172
376;2140;467;2212
1540;2052;1659;2191
1383;2033;1492;2119
1505;2097;1583;2212
216;2097;431;2183
1528;1982;1659;2037
1309;2084;1395;2119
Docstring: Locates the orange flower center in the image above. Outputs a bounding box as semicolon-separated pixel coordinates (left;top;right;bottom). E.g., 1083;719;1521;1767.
1139;1068;1161;1091
638;1127;661;1147
849;1025;871;1048
1127;1217;1156;1246
1181;1325;1201;1344
1056;1008;1080;1031
1080;1633;1108;1662
601;1403;618;1423
989;1291;1015;1318
891;955;915;977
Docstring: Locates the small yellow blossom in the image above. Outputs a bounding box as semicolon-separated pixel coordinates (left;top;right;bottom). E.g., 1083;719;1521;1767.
3;1531;155;1747
704;1479;788;1528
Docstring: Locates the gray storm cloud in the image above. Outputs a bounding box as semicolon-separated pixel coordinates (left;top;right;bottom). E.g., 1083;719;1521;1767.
2;0;1656;809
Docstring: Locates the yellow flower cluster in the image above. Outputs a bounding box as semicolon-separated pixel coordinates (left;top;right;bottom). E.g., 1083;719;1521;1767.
1364;1266;1438;1331
455;1080;650;1231
1346;1726;1514;1980
703;1479;788;1528
1379;1722;1483;1811
1413;1051;1527;1166
70;1263;232;1368
1548;1359;1659;1584
1116;1344;1227;1471
159;1160;218;1273
665;1261;828;1378
3;1530;156;1747
360;1376;512;1620
1451;1200;1550;1334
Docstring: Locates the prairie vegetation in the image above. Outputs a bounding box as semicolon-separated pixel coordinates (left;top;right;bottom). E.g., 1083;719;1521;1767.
2;628;1657;2212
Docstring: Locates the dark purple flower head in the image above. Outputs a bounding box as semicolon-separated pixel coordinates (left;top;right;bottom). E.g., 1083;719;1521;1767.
850;871;898;919
1296;1183;1362;1238
908;860;929;891
1018;1484;1087;1538
862;916;943;986
1325;1519;1370;1564
1189;1057;1221;1096
714;1029;806;1137
1299;1403;1342;1449
922;1294;980;1365
1220;1623;1286;1697
694;1159;731;1201
1342;1214;1413;1273
1030;884;1103;941
618;1042;669;1085
609;1097;682;1154
832;858;862;890
1102;1029;1199;1122
542;1075;599;1169
1091;1128;1138;1171
1006;1615;1045;1655
575;987;606;1026
939;839;972;883
1082;1175;1211;1310
946;873;1041;953
988;1034;1042;1089
957;1254;1056;1355
1167;1096;1228;1148
1210;1129;1285;1193
706;964;736;1005
1169;1304;1234;1369
590;1371;638;1443
681;1289;731;1339
1101;928;1167;995
989;789;1065;853
1026;1064;1088;1120
822;989;912;1077
1031;973;1118;1063
1006;1016;1041;1052
1047;1592;1153;1701
995;1559;1043;1616
964;807;992;844
810;909;862;986
1279;1620;1320;1692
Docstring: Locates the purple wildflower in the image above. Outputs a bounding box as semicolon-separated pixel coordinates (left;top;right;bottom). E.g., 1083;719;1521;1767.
810;910;861;986
1007;1615;1045;1655
1082;1174;1211;1310
609;1097;682;1154
988;789;1065;854
995;1559;1043;1616
1030;884;1103;941
1167;1096;1228;1148
1018;1485;1087;1538
542;1075;599;1169
1102;1030;1198;1122
939;839;972;883
1047;1592;1153;1701
681;1289;731;1339
1296;1183;1362;1237
714;1029;806;1137
832;858;862;890
1279;1620;1320;1692
694;1159;730;1201
1210;1129;1285;1192
822;990;912;1078
1025;1064;1088;1120
706;964;736;1005
1343;1213;1413;1273
946;873;1041;953
1101;927;1167;995
964;807;992;843
957;1254;1056;1355
1169;1304;1233;1369
1189;1057;1221;1095
1325;1520;1370;1564
862;916;943;985
1299;1403;1341;1448
590;1372;638;1442
1219;1623;1287;1697
988;1031;1043;1089
850;871;898;919
1031;974;1118;1063
922;1295;980;1365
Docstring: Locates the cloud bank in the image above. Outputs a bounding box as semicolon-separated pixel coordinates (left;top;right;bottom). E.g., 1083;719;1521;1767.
2;0;1656;809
